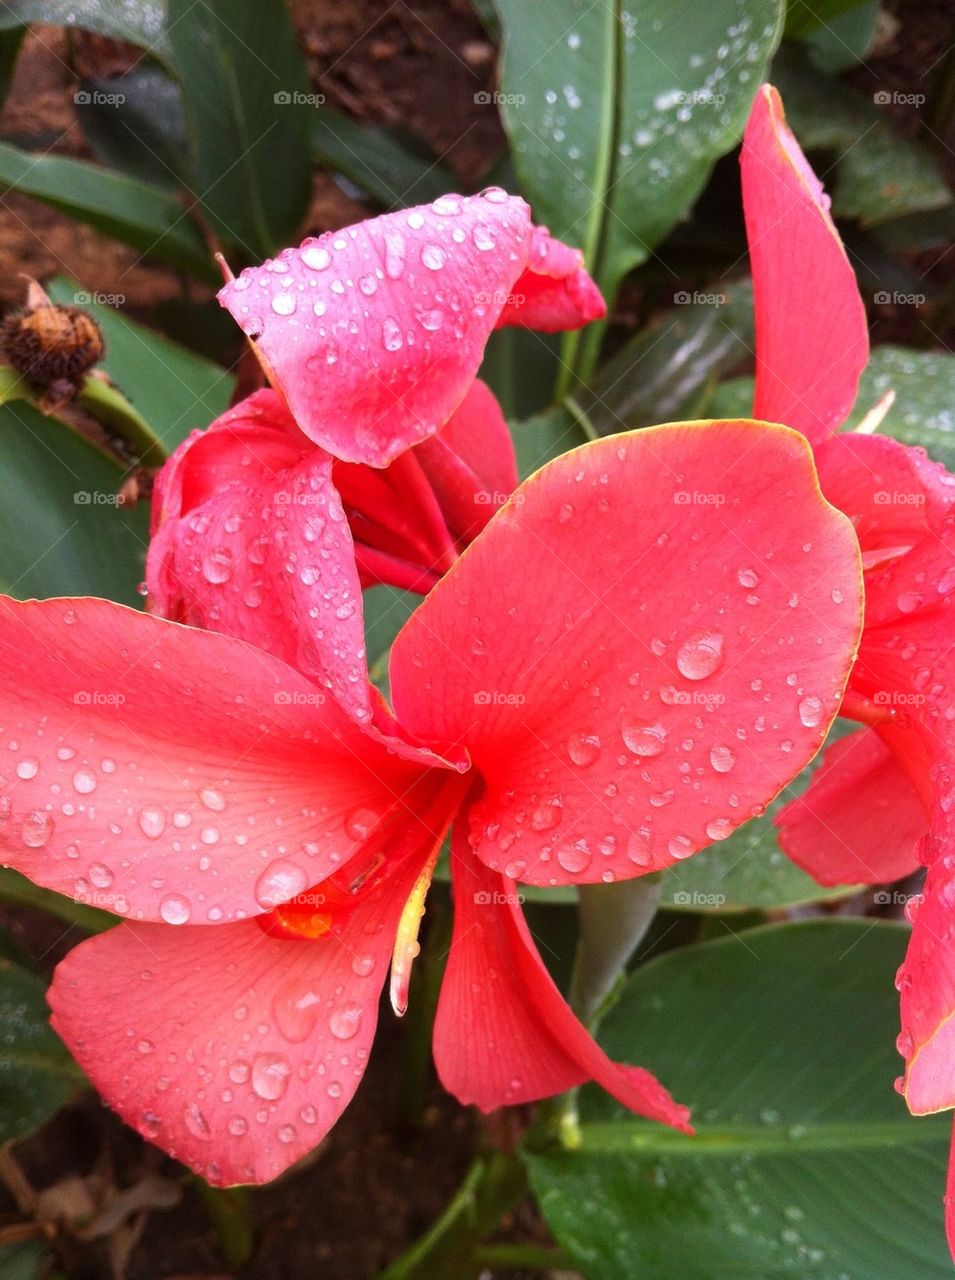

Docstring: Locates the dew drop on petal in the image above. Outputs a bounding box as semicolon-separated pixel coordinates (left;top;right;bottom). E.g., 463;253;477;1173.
676;630;725;680
139;805;166;839
798;695;824;728
329;1002;364;1041
251;1053;291;1101
622;719;667;757
159;894;192;925
709;744;736;773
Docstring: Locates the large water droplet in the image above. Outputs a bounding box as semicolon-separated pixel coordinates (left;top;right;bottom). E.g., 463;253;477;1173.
556;841;592;874
159;893;192;925
183;1103;212;1139
22;811;54;847
139;805;166;839
330;1002;363;1041
667;833;695;860
273;984;321;1042
568;733;601;766
16;758;38;780
421;243;446;270
251;1052;291;1101
676;630;725;680
622;719;667;757
709;744;736;773
798;695;824;728
301;244;330;271
203;547;234;585
72;769;96;795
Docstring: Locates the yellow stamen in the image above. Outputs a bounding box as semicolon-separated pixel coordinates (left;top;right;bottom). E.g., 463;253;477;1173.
390;847;441;1017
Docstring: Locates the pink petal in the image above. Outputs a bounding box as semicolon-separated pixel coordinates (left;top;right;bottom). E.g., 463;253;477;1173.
48;849;422;1185
775;728;925;886
496;226;606;332
741;84;869;447
390;421;863;885
147;390;372;722
0;596;437;922
432;825;690;1129
414;380;518;545
898;822;955;1115
218;191;535;467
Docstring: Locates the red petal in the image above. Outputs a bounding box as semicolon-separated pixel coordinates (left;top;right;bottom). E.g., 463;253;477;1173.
218;192;535;466
48;851;421;1185
0;596;435;922
390;421;863;885
741;85;868;446
776;728;925;886
496;226;606;332
432;825;690;1128
147;390;372;722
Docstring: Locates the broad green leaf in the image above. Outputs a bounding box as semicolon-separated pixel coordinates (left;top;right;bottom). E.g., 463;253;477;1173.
491;0;783;324
662;721;857;912
46;277;235;457
784;0;872;37
0;142;213;280
801;0;879;72
363;584;419;700
0;952;82;1143
75;66;189;191
4;0;169;59
527;920;952;1280
0;401;147;603
844;346;955;470
166;0;312;259
773;46;952;226
0;868;114;935
313;110;453;209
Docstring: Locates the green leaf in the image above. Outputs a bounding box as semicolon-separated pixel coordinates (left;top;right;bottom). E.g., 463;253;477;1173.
166;0;312;259
662;719;856;912
844;346;955;470
363;584;419;701
0;401;148;604
0;1240;52;1280
0;868;115;935
0;142;213;280
75;65;189;191
570;877;662;1025
491;0;783;323
784;0;872;38
312;110;453;209
0;953;82;1143
527;920;952;1280
801;0;879;72
4;0;169;59
773;46;952;226
46;277;235;458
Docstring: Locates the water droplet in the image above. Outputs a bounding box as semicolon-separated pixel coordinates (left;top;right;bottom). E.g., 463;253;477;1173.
138;805;166;839
627;832;653;866
622;719;667;757
16;758;38;780
255;861;308;909
568;733;601;766
273;984;321;1042
676;630;725;680
301;244;330;271
72;769;96;794
709;744;735;773
183;1103;212;1140
382;317;403;351
330;1002;363;1041
705;817;733;841
383;230;406;278
798;695;824;728
202;547;234;585
556;841;592;874
200;788;226;812
421;243;446;270
737;567;759;588
88;862;113;888
228;1116;248;1136
278;1123;297;1144
472;224;496;251
159;894;192;925
351;953;375;978
529;801;562;832
668;833;695;860
22;811;54;847
251;1053;291;1101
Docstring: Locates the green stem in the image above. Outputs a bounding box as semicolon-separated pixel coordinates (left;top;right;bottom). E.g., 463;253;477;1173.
194;1182;254;1269
376;1149;528;1280
78;376;164;464
565;393;600;443
399;898;452;1128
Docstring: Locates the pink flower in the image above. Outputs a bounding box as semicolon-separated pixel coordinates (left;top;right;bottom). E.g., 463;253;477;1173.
216;189;605;467
741;83;955;1252
0;417;862;1184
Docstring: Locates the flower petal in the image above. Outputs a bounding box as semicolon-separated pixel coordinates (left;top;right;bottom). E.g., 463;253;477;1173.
147;391;372;722
775;728;925;886
432;825;690;1129
218;192;535;466
741;84;868;447
390;421;863;885
496;226;606;332
48;852;420;1185
0;596;436;922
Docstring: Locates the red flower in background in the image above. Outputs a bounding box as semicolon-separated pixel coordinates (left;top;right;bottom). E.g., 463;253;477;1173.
0;410;862;1183
741;83;955;1253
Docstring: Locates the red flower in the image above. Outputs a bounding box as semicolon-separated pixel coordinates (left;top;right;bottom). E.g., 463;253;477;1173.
0;416;862;1183
741;83;955;1253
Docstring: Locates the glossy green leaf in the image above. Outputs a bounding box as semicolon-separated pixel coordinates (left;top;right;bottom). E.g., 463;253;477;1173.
844;346;955;471
0;142;213;280
0;400;147;603
46;277;235;458
313;110;453;209
527;920;952;1280
0;952;82;1143
4;0;168;58
491;0;782;323
773;46;952;226
75;65;189;191
166;0;312;259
